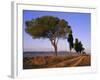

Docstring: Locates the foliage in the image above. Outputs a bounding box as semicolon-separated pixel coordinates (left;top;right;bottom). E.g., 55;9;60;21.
78;41;85;53
67;31;74;52
74;38;85;53
25;16;71;56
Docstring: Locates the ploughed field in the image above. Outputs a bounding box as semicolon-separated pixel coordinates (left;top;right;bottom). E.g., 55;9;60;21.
23;53;90;69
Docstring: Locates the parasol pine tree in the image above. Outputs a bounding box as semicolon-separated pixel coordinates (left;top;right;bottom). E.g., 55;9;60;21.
25;16;71;56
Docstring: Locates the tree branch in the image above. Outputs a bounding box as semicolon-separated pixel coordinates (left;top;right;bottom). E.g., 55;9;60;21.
56;38;59;45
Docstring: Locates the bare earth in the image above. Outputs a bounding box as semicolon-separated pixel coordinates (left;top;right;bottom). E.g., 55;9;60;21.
23;54;91;69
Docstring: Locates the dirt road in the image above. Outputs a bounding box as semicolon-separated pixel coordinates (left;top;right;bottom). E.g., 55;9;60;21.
46;55;88;67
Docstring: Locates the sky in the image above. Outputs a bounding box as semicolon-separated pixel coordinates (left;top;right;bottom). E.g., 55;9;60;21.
23;10;91;53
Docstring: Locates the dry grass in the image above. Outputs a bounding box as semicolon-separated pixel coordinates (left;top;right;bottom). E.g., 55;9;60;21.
23;54;91;69
76;55;91;66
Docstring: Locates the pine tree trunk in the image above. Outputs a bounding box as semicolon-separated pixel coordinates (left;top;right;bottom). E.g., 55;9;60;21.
54;44;57;56
49;39;58;56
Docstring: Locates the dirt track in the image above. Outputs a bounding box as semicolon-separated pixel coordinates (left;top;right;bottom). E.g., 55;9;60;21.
23;54;90;69
46;55;89;67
